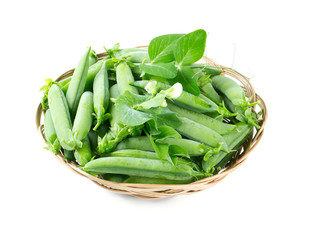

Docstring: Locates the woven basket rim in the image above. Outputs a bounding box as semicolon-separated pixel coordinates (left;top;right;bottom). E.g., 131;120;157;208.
35;48;267;199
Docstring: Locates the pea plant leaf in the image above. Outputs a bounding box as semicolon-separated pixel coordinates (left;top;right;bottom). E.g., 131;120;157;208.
144;107;182;131
115;90;182;128
169;66;200;96
115;91;153;126
149;34;184;63
168;145;189;158
145;130;173;165
154;125;182;141
174;29;207;66
139;62;178;79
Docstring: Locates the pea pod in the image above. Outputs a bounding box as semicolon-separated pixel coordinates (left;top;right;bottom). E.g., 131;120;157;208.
176;117;229;152
212;75;260;128
43;109;61;154
83;156;209;180
116;136;210;156
202;124;253;172
113;48;149;63
66;47;91;117
89;49;98;66
74;136;93;166
211;75;245;106
72;91;94;147
167;102;235;135
124;176;192;184
63;150;75;161
48;84;75;150
189;64;223;76
116;62;139;95
93;60;110;130
53;58;105;96
200;82;222;105
105;149;163;160
99;174;128;183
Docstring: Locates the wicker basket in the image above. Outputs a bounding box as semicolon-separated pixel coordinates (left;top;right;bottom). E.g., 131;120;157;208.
35;50;267;199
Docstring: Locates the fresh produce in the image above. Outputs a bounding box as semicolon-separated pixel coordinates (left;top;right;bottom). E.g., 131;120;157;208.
41;29;261;184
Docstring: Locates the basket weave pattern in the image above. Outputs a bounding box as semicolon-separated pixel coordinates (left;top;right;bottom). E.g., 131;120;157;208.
35;51;267;199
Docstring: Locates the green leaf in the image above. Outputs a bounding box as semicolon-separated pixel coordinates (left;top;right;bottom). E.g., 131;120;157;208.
139;62;178;79
147;132;173;164
115;91;152;126
174;29;207;66
149;34;184;63
144;107;182;130
168;145;189;158
154;126;182;141
169;66;200;95
134;93;167;110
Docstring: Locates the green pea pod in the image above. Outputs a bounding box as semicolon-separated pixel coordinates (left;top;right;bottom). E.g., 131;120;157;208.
116;62;139;95
104;149;160;159
74;136;93;166
44;109;61;154
211;75;245;106
116;136;209;156
89;49;98;66
84;59;106;91
93;61;110;130
99;174;128;183
189;64;223;76
200;82;222;105
48;84;75;151
72;91;94;148
176;117;229;152
167;102;235;135
83;156;209;181
124;176;192;184
202;124;253;172
87;130;98;154
66;47;91;117
63;150;75;161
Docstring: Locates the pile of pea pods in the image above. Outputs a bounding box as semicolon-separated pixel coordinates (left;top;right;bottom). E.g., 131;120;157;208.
41;30;261;184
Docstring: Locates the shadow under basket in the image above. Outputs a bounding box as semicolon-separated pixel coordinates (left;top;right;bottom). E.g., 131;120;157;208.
35;51;267;199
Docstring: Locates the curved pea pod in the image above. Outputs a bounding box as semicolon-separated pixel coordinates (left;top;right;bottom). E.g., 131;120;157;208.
124;176;193;184
43;109;61;154
93;61;110;130
74;136;93;166
167;102;235;135
83;156;209;181
72;91;94;148
202;124;253;172
116;62;139;95
66;47;91;117
176;117;229;152
48;84;75;150
211;75;245;106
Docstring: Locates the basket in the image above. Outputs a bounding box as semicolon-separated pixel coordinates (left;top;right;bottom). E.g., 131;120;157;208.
35;49;267;199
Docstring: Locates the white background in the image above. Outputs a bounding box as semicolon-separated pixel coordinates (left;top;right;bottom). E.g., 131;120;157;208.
1;0;313;239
